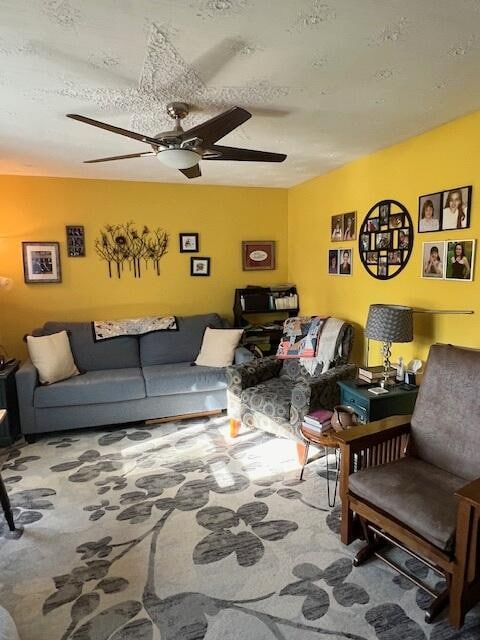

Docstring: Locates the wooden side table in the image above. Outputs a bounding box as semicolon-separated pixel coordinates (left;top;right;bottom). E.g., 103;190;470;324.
299;424;342;507
0;410;15;531
0;361;21;446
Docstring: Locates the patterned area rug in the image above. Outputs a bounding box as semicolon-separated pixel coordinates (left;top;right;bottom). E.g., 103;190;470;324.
0;415;479;640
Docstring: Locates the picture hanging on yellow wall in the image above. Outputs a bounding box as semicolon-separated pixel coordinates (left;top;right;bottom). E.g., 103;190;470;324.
445;240;475;281
421;242;445;279
418;186;472;233
358;199;414;280
22;242;61;284
95;222;168;279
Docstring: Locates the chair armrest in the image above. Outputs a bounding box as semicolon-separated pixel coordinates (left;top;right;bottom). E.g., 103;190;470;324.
335;415;412;448
15;359;39;434
225;356;282;396
290;363;357;428
456;477;480;508
234;346;255;365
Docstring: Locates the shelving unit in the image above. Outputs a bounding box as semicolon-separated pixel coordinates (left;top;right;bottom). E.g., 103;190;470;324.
233;285;299;356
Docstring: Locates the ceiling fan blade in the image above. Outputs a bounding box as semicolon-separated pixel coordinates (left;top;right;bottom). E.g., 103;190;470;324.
203;145;286;163
67;114;161;147
84;152;155;163
179;165;202;179
180;107;251;145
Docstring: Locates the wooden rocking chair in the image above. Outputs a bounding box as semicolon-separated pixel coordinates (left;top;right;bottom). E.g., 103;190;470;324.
336;344;480;628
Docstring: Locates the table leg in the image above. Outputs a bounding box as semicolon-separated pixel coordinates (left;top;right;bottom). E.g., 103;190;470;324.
0;474;15;531
326;447;340;508
299;442;310;480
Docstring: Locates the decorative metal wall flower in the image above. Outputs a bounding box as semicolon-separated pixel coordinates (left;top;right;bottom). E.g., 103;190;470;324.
94;222;168;278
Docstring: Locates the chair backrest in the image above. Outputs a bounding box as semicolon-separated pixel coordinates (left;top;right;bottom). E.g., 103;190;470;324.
411;343;480;480
280;320;353;381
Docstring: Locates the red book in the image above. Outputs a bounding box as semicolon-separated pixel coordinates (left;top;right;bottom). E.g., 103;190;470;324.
304;409;333;426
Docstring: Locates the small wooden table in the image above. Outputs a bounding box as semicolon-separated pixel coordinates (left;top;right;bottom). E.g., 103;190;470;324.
0;410;15;531
299;423;342;507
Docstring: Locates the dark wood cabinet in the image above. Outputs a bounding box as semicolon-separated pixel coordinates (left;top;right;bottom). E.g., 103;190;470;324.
0;361;21;446
338;379;418;424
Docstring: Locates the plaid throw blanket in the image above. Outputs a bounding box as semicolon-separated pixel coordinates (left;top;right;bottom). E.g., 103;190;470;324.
92;315;177;341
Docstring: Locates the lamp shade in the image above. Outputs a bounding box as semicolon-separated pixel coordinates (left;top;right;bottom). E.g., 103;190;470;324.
365;304;413;343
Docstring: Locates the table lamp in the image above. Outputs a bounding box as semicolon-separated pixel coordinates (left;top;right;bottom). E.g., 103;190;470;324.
365;304;413;388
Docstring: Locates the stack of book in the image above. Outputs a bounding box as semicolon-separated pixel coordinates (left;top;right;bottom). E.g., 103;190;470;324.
302;408;333;433
357;365;396;383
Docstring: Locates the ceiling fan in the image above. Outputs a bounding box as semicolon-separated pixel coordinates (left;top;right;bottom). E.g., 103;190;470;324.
66;102;287;179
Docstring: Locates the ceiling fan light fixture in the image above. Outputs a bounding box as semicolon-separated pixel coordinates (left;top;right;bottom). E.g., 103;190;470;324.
156;148;201;169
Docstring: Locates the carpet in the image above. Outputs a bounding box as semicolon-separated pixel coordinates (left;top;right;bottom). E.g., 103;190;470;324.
0;415;479;640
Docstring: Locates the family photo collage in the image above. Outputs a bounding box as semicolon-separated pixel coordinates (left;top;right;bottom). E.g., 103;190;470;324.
329;212;355;276
328;185;475;282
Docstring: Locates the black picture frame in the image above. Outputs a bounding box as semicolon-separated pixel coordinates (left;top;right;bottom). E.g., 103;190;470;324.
179;233;199;253
66;225;85;257
358;199;414;280
22;241;62;284
190;256;210;276
418;186;472;233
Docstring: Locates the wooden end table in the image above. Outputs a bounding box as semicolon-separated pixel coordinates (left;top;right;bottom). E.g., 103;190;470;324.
0;410;15;532
299;423;342;507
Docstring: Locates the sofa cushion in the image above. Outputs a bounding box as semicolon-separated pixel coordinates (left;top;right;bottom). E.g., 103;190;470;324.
240;377;295;423
139;314;223;366
34;368;146;408
42;322;140;371
348;456;465;551
143;363;227;397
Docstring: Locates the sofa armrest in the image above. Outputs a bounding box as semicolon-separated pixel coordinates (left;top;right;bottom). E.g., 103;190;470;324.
290;363;357;428
234;346;255;365
15;359;38;434
226;356;282;396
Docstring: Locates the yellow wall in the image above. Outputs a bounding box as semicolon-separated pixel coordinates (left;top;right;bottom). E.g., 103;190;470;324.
0;176;288;358
288;109;480;366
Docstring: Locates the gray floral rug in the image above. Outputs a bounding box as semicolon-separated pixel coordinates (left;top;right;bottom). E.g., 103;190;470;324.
0;415;479;640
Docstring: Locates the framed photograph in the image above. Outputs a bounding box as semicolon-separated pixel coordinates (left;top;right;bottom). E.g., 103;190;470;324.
398;228;410;249
366;251;378;265
376;232;391;250
342;212;356;240
379;203;390;225
66;225;85;257
388;250;402;265
367;218;379;233
328;249;339;274
418;192;441;233
445;240;475;281
422;241;446;279
389;213;404;230
331;215;343;242
179;233;199;253
378;256;388;277
22;242;61;284
242;241;275;270
360;233;370;252
338;248;352;275
441;186;471;231
190;256;210;277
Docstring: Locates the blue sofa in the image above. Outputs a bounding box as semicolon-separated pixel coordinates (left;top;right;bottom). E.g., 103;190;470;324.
16;313;252;439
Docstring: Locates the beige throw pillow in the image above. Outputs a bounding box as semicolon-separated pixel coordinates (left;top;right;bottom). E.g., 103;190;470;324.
27;331;80;384
195;328;243;367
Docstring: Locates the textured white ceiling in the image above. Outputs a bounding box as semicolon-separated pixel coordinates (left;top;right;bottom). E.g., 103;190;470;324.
1;0;480;187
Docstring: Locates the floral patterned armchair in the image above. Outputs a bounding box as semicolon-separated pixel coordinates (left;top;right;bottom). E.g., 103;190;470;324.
226;321;356;445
